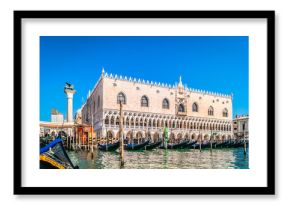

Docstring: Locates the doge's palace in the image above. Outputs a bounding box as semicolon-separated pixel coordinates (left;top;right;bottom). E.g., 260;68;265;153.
81;69;233;144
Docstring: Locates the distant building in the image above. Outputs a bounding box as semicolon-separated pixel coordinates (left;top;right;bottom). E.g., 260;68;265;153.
39;86;76;144
51;108;64;123
81;69;234;144
233;115;249;139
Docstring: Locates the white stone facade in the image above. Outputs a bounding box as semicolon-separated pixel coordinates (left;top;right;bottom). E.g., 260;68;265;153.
81;70;234;143
51;114;64;123
233;115;249;139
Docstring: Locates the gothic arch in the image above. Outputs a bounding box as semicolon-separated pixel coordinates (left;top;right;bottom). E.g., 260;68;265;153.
141;95;149;107
192;102;198;112
117;92;126;104
153;132;159;142
105;115;110;125
110;115;115;126
177;133;183;143
204;134;210;141
162;98;170;109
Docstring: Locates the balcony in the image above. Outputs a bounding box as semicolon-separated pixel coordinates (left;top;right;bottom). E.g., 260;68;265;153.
177;111;187;116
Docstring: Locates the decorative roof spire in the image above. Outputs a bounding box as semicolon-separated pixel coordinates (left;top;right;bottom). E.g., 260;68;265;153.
101;67;105;78
178;75;183;88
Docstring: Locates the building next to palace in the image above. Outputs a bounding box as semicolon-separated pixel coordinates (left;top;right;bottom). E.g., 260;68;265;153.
233;115;249;140
79;68;233;144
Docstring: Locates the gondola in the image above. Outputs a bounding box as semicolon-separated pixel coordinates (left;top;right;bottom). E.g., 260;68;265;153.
233;140;248;148
224;140;236;148
192;141;212;149
143;140;162;150
40;138;78;169
215;141;228;148
160;140;189;149
229;140;242;148
124;140;150;150
98;141;120;151
185;140;197;148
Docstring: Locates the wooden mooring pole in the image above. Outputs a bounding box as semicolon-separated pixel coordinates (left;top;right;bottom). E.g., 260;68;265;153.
199;138;202;152
119;102;125;167
210;132;213;153
90;114;94;159
243;134;247;155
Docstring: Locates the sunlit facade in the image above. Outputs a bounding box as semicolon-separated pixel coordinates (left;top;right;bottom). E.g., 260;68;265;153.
81;69;233;144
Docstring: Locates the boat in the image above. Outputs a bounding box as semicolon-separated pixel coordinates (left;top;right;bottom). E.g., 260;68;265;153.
124;140;150;150
192;141;212;149
98;141;120;151
215;141;228;148
229;140;242;148
40;138;78;169
160;140;189;149
224;140;236;148
185;140;197;148
143;140;162;150
233;140;248;148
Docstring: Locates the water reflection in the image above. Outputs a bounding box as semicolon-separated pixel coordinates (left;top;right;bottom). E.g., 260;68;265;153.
67;148;249;169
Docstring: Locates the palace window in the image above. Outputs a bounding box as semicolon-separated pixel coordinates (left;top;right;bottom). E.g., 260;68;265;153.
141;95;149;107
117;92;126;104
208;106;214;116
162;98;169;109
192;102;198;112
105;116;109;125
178;104;185;112
223;108;228;117
110;116;114;125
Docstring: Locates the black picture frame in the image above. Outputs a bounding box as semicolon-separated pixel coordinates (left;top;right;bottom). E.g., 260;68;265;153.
14;10;275;195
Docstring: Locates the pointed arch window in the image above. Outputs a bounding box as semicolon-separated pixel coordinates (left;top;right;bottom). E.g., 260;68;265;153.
223;108;228;117
105;116;109;125
178;104;185;112
208;106;214;116
192;102;198;112
117;92;126;104
162;98;169;109
141;95;149;107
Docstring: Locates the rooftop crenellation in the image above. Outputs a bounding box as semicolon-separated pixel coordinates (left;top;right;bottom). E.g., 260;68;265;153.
86;68;233;101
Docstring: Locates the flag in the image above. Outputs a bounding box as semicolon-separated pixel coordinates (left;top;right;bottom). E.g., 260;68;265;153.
164;126;169;142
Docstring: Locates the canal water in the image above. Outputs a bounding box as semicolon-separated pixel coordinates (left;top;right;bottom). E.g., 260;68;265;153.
67;147;249;169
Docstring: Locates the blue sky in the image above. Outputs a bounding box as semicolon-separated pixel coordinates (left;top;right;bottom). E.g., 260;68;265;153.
40;36;248;121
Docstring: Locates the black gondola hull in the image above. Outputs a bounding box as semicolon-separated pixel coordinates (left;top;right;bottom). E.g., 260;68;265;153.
124;140;150;150
160;141;189;149
143;141;162;150
98;141;120;151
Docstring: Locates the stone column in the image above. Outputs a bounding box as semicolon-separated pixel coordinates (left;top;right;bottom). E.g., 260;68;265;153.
64;88;76;122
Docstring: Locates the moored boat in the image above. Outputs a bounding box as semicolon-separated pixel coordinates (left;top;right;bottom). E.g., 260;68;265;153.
143;140;162;150
215;141;227;148
124;140;150;150
160;140;189;149
40;138;78;169
98;141;120;151
185;140;197;148
192;141;212;149
224;140;236;148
